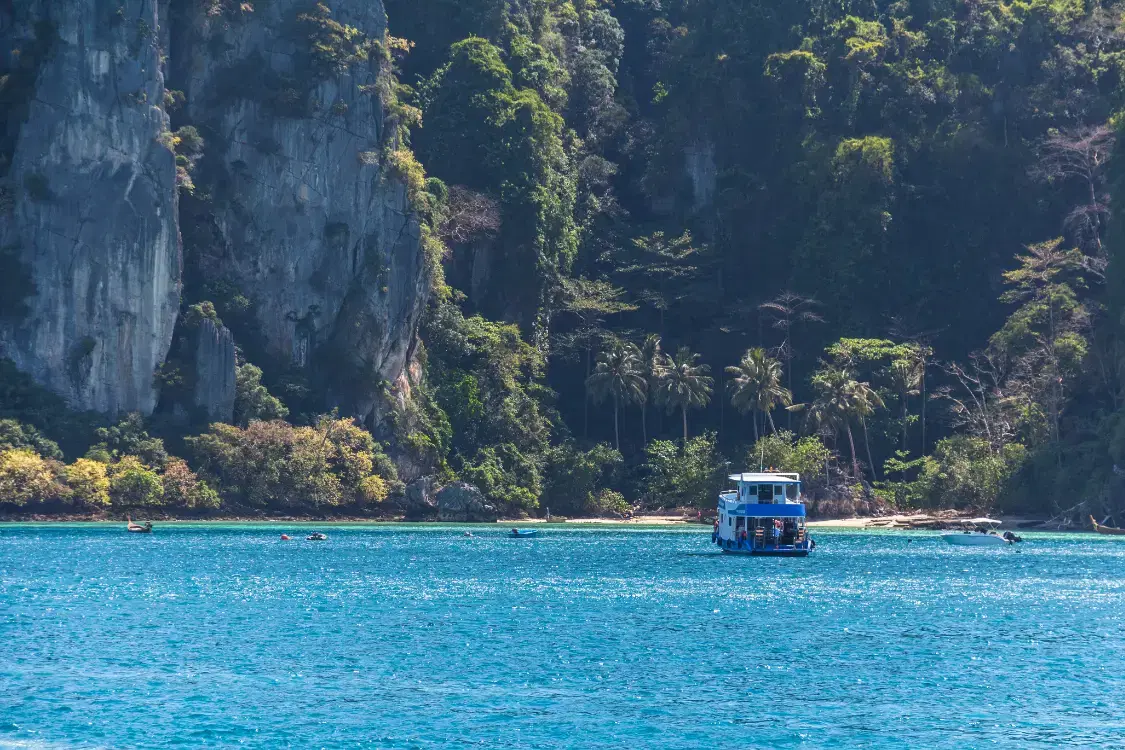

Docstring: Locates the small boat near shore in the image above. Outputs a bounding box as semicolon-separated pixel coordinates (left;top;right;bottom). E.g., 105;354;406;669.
713;472;813;557
306;532;327;541
509;529;537;538
126;517;152;534
942;519;1018;546
1090;515;1125;536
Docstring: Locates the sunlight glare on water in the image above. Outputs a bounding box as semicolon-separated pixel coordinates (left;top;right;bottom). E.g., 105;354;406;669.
1;525;1123;748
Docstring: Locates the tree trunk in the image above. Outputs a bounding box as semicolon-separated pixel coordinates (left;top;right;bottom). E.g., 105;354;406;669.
920;358;927;455
613;393;620;452
641;396;648;446
845;422;860;481
766;409;777;434
682;406;689;445
862;416;877;481
901;393;908;452
584;343;591;439
752;411;759;443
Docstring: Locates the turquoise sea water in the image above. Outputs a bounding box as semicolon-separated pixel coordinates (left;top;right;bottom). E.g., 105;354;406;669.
1;525;1123;748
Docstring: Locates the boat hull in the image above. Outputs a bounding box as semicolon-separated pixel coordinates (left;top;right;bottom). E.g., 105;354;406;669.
510;531;538;538
721;547;809;557
942;534;1008;546
1090;516;1125;535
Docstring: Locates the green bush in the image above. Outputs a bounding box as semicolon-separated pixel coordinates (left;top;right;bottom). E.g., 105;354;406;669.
0;448;65;506
747;431;832;487
541;442;621;515
109;456;164;507
586;488;629;517
642;433;727;508
66;458;110;509
234;363;289;426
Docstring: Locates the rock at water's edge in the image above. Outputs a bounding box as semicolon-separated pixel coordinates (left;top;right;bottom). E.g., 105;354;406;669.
436;482;497;522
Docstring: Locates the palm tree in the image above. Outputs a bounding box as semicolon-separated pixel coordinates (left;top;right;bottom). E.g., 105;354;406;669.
586;340;647;451
888;356;922;452
850;380;886;482
655;347;714;444
792;367;882;481
559;277;637;438
639;334;668;445
726;348;792;442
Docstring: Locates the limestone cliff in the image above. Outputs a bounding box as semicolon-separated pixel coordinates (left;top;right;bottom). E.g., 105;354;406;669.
171;0;429;422
1;0;429;426
0;0;181;416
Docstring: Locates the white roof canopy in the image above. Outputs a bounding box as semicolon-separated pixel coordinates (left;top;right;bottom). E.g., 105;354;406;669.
729;473;800;483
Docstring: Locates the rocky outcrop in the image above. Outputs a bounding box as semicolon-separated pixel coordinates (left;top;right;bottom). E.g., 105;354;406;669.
0;1;181;415
192;318;235;422
402;475;438;518
436;482;497;522
172;0;429;422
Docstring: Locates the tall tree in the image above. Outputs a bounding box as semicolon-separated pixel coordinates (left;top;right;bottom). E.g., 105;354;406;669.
639;334;668;445
1031;126;1114;265
605;231;710;333
888;355;922;454
726;348;792;441
586;340;646;451
989;239;1091;446
759;292;824;426
655;347;714;444
793;367;883;481
558;278;636;437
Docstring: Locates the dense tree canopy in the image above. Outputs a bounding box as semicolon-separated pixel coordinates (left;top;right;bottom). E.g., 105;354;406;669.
10;0;1125;520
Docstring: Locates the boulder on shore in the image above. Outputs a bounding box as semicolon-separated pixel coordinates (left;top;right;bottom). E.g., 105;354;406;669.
436;482;497;522
403;476;439;518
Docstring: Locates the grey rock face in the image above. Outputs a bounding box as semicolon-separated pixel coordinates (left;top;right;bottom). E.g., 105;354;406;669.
175;0;429;421
193;318;235;422
436;481;497;522
0;1;181;415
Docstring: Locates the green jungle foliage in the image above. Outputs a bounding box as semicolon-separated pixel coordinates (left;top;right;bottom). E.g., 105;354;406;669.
12;0;1125;522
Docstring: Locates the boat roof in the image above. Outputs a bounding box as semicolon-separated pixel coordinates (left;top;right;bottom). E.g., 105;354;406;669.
729;472;800;483
959;517;1001;525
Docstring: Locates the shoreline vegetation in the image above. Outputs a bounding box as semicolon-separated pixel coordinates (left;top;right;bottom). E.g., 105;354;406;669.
6;3;1125;526
0;508;1088;531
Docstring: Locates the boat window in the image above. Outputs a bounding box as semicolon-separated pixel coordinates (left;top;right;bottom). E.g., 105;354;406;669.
744;484;757;497
774;485;784;498
785;484;798;500
758;484;774;502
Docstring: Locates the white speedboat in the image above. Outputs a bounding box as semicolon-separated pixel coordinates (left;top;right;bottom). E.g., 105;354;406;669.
942;518;1015;546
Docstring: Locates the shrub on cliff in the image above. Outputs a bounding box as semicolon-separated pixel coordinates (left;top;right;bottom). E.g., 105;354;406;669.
234;363;289;426
0;418;62;460
90;413;169;469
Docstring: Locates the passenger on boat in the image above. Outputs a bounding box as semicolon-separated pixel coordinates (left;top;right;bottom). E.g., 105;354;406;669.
739;529;749;550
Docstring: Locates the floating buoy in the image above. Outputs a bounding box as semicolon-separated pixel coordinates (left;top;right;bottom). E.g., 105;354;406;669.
280;534;291;541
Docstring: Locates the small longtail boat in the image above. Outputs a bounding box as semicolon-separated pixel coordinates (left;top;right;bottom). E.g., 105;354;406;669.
509;529;537;538
126;516;153;534
1090;516;1125;536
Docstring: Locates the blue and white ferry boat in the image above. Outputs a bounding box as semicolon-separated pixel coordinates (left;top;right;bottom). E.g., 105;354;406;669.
712;472;812;557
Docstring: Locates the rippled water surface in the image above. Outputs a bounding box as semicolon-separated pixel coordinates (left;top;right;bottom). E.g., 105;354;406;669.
1;525;1123;748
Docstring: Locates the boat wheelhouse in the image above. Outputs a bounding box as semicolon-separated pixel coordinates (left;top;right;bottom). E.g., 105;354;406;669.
712;473;812;557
